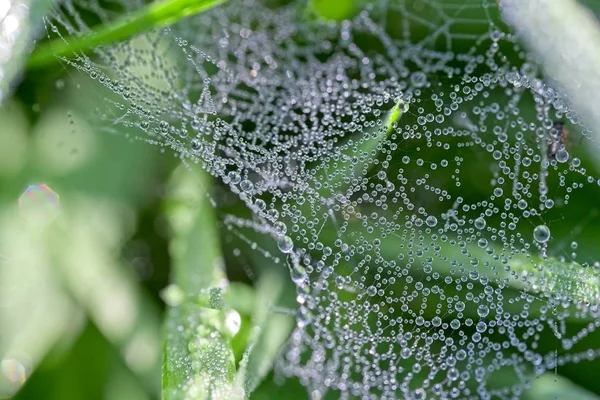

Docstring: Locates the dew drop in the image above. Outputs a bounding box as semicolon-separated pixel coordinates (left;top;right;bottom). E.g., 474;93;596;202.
474;217;486;230
367;286;377;296
425;216;437;227
240;179;254;192
228;171;241;184
278;235;294;253
533;224;551;243
555;148;569;163
477;305;489;318
274;221;287;236
410;71;427;87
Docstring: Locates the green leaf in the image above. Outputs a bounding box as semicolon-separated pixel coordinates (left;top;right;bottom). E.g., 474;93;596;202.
307;0;358;21
0;196;162;397
225;283;257;317
510;254;600;305
378;225;600;320
313;213;600;322
27;0;227;69
163;165;242;400
410;233;600;309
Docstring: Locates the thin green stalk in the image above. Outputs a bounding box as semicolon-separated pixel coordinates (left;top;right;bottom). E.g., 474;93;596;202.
27;0;227;69
163;165;241;400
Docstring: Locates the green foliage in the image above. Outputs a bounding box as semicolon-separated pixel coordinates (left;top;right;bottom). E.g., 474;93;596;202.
162;167;293;399
524;374;600;400
306;0;358;21
0;97;163;399
7;0;600;399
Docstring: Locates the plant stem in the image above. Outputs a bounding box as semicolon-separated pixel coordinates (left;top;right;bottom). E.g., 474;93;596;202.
27;0;227;69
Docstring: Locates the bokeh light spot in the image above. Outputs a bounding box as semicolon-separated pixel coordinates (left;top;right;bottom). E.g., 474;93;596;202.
0;357;30;398
18;183;60;224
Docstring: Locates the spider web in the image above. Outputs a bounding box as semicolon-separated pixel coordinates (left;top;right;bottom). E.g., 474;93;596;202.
43;0;600;398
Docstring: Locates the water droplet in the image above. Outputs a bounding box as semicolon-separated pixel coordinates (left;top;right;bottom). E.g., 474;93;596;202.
555;148;569;163
400;347;412;359
190;138;201;151
297;307;312;327
240;179;254;192
225;310;241;335
291;263;307;283
475;217;486;230
477;305;489;318
476;321;487;333
447;367;459;381
274;221;287;236
228;171;241;184
278;235;294;253
425;216;437;227
533;225;551;243
161;284;184;307
0;358;29;391
410;71;427;87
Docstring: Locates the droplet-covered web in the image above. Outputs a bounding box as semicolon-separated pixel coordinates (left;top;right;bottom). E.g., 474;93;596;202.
45;0;600;398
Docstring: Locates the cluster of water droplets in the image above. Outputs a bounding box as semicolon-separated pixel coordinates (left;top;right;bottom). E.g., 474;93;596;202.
45;0;600;398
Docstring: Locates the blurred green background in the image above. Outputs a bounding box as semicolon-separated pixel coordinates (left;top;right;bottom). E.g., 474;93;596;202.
4;0;600;399
0;88;168;399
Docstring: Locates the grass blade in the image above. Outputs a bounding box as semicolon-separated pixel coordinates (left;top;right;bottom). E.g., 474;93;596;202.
163;165;242;400
315;217;600;320
523;373;600;400
235;271;294;393
27;0;227;69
